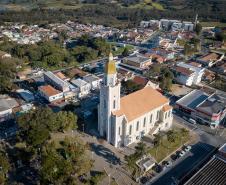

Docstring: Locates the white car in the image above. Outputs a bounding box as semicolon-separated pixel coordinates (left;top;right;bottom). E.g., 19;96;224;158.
183;145;192;152
188;118;196;124
179;150;186;157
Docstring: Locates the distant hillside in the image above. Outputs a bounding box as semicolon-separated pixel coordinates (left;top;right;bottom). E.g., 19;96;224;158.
0;0;226;27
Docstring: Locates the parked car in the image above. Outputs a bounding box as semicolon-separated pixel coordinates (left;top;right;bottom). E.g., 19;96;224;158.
164;160;172;168
188;118;196;124
183;145;192;152
178;150;186;157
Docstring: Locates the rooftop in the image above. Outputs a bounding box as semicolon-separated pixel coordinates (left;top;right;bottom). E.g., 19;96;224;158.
83;74;100;83
176;90;209;110
39;85;61;97
70;78;89;87
196;94;226;115
174;66;194;76
124;54;150;64
0;95;19;112
185;156;226;185
113;87;169;122
199;53;222;63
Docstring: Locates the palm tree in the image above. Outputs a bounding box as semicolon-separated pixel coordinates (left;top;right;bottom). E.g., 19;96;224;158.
135;142;147;158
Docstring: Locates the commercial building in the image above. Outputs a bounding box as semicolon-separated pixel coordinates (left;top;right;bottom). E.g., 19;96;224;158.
159;19;194;31
176;90;226;127
184;143;226;185
98;53;173;148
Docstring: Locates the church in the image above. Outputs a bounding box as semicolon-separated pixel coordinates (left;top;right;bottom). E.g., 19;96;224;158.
98;53;173;148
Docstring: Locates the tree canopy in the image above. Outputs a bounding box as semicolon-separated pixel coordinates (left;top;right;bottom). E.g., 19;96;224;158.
17;107;78;149
0;58;17;93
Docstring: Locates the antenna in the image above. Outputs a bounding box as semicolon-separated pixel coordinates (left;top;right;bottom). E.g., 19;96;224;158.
195;14;198;28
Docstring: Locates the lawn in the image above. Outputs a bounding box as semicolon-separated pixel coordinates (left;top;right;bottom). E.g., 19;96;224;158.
109;42;134;56
149;129;190;163
200;22;226;28
210;78;226;92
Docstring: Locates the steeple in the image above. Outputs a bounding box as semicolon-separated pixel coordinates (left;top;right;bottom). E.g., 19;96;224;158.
105;52;116;75
104;52;117;86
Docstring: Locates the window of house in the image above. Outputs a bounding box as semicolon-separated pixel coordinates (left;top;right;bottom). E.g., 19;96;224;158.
129;125;132;135
136;121;139;131
165;112;167;119
113;100;116;109
150;114;152;123
143;117;146;127
118;127;120;135
165;123;168;127
168;111;171;118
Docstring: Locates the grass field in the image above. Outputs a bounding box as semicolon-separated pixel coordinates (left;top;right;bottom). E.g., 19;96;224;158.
200;22;226;28
149;129;190;162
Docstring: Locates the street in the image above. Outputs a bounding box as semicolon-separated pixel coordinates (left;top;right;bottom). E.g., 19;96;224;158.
147;114;226;185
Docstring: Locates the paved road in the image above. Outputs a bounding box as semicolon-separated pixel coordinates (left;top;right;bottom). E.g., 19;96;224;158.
146;115;226;185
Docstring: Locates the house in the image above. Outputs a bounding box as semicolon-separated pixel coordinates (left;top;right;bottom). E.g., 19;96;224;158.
38;85;64;103
173;62;205;86
132;76;159;89
83;74;102;90
98;53;173;148
44;71;70;92
54;71;70;81
0;50;11;59
197;52;224;67
217;63;226;74
122;54;152;70
202;69;215;82
70;78;91;98
117;68;134;81
0;95;19;122
176;89;226;127
145;53;166;64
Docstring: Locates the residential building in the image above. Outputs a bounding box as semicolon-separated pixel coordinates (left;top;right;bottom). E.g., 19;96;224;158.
54;71;70;81
197;52;224;67
122;54;152;70
70;78;91;98
98;53;173;148
83;74;102;90
0;95;19;122
176;90;226;127
44;71;70;92
38;85;64;103
173;62;205;86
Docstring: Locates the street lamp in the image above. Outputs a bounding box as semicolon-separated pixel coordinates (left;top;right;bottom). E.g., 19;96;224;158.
108;174;111;185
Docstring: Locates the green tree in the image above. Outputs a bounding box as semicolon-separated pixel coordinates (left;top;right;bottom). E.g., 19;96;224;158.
0;58;17;93
0;151;10;184
195;23;202;35
17;107;78;148
134;142;148;158
122;47;129;57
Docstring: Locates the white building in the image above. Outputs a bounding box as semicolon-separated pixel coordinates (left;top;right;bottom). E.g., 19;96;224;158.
83;74;102;90
70;78;91;98
0;95;19;122
98;53;173;148
38;85;64;103
44;71;70;92
174;62;205;86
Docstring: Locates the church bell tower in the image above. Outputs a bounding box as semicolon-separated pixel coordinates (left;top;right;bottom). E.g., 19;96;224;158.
98;53;121;143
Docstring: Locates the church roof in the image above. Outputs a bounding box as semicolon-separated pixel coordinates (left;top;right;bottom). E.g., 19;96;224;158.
113;87;169;122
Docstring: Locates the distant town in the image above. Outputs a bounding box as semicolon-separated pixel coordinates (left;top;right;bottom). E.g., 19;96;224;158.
0;17;226;185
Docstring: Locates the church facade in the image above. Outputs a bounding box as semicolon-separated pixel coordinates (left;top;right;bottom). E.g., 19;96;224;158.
98;53;173;148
